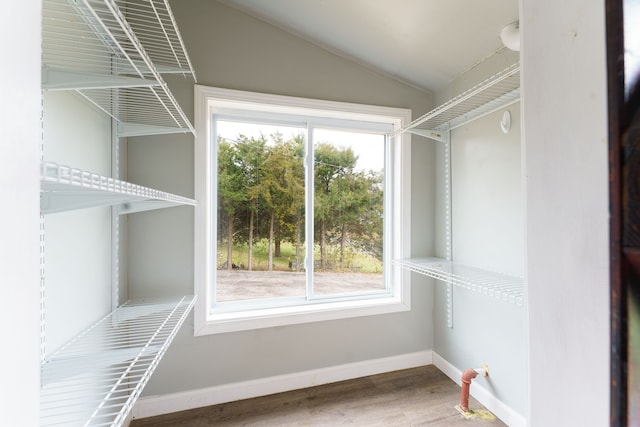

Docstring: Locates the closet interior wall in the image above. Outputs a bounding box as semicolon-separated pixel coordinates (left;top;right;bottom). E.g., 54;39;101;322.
433;102;526;416
401;48;526;417
129;0;436;408
42;81;114;358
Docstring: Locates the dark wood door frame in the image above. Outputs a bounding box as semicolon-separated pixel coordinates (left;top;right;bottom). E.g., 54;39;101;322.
607;0;640;425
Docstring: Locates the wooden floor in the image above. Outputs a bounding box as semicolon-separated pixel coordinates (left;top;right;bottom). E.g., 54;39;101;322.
131;365;506;426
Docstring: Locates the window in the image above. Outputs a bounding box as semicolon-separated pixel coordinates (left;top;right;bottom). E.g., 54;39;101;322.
194;86;412;334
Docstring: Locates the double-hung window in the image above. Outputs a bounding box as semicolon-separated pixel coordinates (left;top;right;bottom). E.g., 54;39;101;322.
194;86;411;334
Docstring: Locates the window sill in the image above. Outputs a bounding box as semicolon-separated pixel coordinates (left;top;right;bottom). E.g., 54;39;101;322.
194;295;410;335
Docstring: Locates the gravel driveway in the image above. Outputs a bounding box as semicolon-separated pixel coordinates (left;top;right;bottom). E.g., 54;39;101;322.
216;270;384;301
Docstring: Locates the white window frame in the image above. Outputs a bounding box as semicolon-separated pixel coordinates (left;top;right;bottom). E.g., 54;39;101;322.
194;85;412;335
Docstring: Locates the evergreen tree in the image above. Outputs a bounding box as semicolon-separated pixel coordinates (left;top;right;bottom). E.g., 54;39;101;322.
217;138;246;270
314;143;357;269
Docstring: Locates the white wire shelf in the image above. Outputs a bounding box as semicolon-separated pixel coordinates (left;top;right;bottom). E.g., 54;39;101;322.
395;257;524;306
42;0;196;136
78;87;195;137
122;0;197;79
40;296;196;427
400;62;520;142
40;162;196;214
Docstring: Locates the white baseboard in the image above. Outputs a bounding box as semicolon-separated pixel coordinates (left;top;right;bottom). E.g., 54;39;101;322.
132;350;433;420
432;352;527;427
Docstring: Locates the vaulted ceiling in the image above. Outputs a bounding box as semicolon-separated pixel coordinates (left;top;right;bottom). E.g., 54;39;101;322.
219;0;519;93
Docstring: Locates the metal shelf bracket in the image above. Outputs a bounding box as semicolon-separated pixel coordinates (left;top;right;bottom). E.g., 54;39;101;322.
408;128;449;143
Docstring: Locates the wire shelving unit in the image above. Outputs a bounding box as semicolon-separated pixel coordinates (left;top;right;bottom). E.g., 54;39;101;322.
42;0;196;136
40;1;198;423
395;258;524;306
394;61;523;308
40;162;196;214
399;62;520;142
40;296;196;427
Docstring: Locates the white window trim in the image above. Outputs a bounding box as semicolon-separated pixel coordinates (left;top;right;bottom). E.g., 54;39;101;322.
194;85;412;335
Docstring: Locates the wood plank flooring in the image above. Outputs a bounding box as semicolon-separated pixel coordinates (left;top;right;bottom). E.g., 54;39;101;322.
131;365;506;426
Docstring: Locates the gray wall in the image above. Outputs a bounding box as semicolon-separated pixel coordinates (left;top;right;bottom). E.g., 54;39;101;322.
42;91;113;354
450;105;523;276
128;0;436;397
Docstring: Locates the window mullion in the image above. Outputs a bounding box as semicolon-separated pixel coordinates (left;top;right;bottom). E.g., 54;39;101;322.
384;133;392;292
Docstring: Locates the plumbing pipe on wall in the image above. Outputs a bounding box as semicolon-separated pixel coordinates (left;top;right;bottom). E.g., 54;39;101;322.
460;365;489;412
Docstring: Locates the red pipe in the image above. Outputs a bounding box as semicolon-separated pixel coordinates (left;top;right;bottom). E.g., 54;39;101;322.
460;368;479;412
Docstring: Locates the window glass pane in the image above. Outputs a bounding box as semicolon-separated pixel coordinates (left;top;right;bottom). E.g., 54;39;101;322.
215;120;306;302
312;128;385;296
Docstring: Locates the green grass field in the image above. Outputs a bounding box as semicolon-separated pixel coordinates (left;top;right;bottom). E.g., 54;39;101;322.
217;239;382;273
